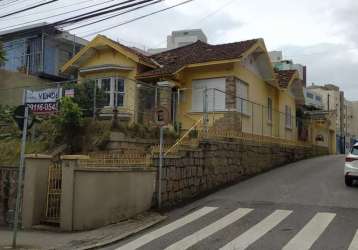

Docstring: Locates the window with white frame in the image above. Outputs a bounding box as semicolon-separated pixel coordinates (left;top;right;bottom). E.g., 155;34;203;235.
236;79;249;115
285;105;292;129
191;78;226;112
95;77;125;107
267;97;273;122
114;78;125;107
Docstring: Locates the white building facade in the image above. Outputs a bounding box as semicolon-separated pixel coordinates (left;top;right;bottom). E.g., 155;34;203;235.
148;29;208;54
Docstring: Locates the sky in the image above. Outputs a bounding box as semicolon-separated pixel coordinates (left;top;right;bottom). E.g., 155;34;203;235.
0;0;357;100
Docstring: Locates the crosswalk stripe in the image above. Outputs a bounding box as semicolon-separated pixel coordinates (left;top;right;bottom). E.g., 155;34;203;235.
348;230;358;250
220;209;292;250
282;212;336;250
165;208;253;250
115;206;217;250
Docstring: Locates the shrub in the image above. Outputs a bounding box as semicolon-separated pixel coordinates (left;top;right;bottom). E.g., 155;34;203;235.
62;80;107;117
55;97;84;153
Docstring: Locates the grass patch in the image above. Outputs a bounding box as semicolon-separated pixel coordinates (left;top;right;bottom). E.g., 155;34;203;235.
0;139;48;166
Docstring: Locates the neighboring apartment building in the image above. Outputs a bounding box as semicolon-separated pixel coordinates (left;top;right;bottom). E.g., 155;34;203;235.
0;22;88;79
269;51;307;86
308;84;349;153
309;84;341;128
0;23;88;106
303;88;324;110
344;99;355;150
148;29;207;54
352;101;358;142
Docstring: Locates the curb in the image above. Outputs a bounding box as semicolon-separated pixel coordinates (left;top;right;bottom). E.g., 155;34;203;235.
75;215;167;250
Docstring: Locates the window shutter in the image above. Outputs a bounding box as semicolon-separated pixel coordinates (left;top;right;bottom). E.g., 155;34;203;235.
192;78;226;112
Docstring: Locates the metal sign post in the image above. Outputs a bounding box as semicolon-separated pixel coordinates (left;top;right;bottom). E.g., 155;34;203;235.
154;106;170;209
158;126;164;209
12;105;29;248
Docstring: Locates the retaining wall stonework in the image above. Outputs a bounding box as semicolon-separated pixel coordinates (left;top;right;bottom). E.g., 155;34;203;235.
154;139;328;207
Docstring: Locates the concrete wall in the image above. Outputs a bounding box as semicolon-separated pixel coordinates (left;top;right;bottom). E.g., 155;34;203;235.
0;166;17;226
60;156;156;231
22;155;52;229
154;139;328;207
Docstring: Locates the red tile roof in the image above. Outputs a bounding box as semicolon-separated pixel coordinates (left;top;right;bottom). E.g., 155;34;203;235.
275;69;298;88
138;39;259;78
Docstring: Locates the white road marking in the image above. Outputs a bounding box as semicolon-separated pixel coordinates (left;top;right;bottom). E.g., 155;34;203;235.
165;208;253;250
348;230;358;250
220;210;292;250
115;206;217;250
282;212;336;250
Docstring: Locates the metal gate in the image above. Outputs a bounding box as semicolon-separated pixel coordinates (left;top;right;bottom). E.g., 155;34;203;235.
43;160;62;224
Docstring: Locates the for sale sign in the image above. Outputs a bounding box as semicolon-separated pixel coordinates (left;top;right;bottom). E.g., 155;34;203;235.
25;88;62;114
27;103;59;113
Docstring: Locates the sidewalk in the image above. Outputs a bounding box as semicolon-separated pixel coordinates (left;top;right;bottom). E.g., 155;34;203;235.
0;212;166;250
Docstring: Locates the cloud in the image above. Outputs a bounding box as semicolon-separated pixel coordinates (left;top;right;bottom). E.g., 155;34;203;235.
332;0;358;47
78;1;243;48
0;0;356;100
281;43;358;100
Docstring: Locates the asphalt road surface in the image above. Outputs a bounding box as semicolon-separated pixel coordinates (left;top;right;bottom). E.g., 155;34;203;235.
105;155;358;250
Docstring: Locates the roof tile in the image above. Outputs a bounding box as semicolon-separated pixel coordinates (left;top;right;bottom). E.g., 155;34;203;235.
138;39;259;78
275;69;297;88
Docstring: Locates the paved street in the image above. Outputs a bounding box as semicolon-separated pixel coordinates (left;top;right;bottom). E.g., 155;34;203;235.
104;155;358;250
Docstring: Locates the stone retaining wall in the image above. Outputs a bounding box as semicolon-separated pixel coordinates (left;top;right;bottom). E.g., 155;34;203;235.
0;166;18;226
154;139;328;207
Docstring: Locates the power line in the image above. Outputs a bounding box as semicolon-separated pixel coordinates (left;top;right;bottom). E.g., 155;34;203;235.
0;0;98;20
80;0;195;37
53;0;155;27
0;0;35;8
0;0;119;30
0;0;59;18
66;0;163;31
0;0;157;38
0;0;154;31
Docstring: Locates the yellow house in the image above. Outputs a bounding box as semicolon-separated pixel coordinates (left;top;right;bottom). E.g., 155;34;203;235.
275;69;300;141
137;38;298;140
62;35;299;141
61;35;158;122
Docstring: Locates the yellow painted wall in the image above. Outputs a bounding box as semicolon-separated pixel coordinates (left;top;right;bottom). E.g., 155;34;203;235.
81;48;137;69
278;89;297;141
309;118;336;154
76;47;139;122
234;63;280;137
176;63;233;130
175;61;297;140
